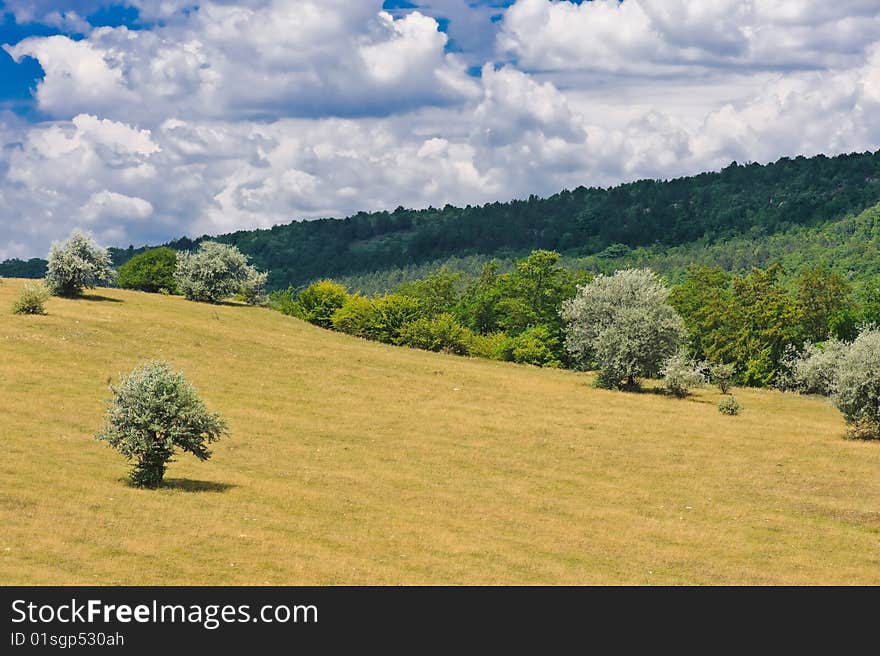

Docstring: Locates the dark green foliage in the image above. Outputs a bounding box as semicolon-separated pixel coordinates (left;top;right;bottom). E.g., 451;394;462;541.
96;362;228;488
62;149;880;292
117;247;178;293
398;313;472;355
0;258;46;279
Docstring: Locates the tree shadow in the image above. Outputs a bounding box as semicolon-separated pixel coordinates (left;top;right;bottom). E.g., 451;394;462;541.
81;294;123;303
161;479;236;493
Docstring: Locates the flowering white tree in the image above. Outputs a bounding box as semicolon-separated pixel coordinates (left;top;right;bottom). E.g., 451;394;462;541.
561;268;685;389
44;231;116;297
174;241;266;304
834;327;880;439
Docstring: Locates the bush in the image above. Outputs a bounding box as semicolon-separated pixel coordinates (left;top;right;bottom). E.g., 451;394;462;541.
661;351;706;398
96;362;228;487
561;269;684;389
710;363;736;394
780;339;848;396
12;282;49;315
466;331;508;360
45;231;116;297
331;294;378;337
175;241;265;304
239;268;269;306
498;325;561;367
398;313;472;355
296;280;349;327
834;328;880;440
718;396;741;416
117;247;178;293
369;294;424;344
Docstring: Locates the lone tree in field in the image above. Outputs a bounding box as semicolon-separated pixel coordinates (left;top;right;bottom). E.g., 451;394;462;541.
833;327;880;440
44;231;116;297
561;268;685;389
174;241;266;304
96;362;228;487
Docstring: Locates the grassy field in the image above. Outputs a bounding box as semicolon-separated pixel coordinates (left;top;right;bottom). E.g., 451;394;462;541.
1;278;879;585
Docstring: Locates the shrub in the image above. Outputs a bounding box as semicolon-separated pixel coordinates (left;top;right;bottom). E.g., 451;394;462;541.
117;247;178;293
331;294;378;337
239;268;269;306
661;351;706;398
718;396;741;415
561;269;684;389
398;313;472;355
45;231;116;297
498;325;561;367
834;328;880;440
175;241;265;304
781;339;848;396
710;363;736;394
466;331;508;360
12;282;49;315
96;362;228;487
369;294;424;344
296;280;349;327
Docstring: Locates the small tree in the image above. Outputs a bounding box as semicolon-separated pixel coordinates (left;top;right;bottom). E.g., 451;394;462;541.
833;328;880;440
710;363;736;394
44;231;116;297
96;362;228;487
239;268;269;306
661;351;706;398
561;269;685;389
12;282;50;315
174;241;265;304
117;247;178;293
781;339;848;396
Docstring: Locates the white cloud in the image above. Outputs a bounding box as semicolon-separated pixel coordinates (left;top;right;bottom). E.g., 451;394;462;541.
2;1;880;262
4;1;479;123
499;0;880;74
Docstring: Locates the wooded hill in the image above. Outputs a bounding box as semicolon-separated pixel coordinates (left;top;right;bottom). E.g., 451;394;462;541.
4;149;880;290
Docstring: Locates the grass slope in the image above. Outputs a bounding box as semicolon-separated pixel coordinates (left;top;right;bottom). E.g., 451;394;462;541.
1;280;879;585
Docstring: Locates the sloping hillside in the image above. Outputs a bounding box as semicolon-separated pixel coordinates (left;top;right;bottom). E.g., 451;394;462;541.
1;280;879;584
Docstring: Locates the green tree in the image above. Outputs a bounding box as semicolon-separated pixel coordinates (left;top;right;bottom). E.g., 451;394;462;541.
796;266;852;342
117;247;178;293
670;266;732;360
96;362;228;487
395;268;463;317
44;231;116;297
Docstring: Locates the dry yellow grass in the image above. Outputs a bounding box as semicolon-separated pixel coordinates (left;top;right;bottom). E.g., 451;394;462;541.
1;278;879;585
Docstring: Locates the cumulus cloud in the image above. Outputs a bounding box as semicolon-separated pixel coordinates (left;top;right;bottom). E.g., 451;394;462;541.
4;1;479;123
499;0;880;74
2;0;880;261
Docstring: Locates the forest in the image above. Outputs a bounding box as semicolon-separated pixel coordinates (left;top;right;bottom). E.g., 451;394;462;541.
4;149;880;291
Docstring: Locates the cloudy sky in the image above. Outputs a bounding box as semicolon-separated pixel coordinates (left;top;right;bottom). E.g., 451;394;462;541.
1;0;880;259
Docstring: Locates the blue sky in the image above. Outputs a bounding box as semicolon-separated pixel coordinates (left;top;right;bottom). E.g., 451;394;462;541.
1;0;880;259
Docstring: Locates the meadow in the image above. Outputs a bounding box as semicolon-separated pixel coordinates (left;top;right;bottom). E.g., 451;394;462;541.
1;278;879;585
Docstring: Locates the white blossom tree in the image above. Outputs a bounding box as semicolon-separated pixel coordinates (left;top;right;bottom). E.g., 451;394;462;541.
561;268;685;389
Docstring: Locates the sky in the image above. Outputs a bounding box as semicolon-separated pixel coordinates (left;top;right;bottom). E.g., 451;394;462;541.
1;1;880;260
